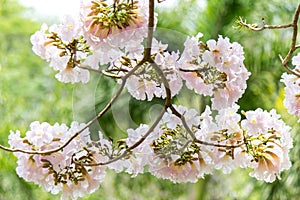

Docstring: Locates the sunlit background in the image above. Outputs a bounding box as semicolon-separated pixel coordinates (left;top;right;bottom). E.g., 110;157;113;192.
19;0;78;17
18;0;183;18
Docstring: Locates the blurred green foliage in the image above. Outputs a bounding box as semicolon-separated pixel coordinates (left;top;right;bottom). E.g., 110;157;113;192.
0;0;299;199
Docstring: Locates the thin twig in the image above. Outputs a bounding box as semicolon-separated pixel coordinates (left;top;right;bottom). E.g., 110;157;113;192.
150;61;172;107
238;4;300;77
239;20;293;32
179;68;199;73
78;65;122;78
82;107;166;166
0;59;145;154
143;0;155;59
280;3;300;77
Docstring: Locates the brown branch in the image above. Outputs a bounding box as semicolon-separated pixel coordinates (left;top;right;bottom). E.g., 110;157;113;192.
105;68;129;73
238;19;293;32
78;65;122;78
76;0;182;167
179;68;198;73
170;104;245;148
238;4;300;77
0;59;146;155
82;107;166;166
76;74;170;167
143;0;155;59
279;54;300;77
195;139;245;148
150;61;172;107
280;3;300;77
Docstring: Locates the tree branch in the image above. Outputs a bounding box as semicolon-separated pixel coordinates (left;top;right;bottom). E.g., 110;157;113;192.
280;3;300;77
0;59;146;155
143;0;155;59
237;4;300;77
78;65;122;79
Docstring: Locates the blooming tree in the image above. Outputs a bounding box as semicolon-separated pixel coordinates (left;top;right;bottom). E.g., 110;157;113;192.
1;0;300;199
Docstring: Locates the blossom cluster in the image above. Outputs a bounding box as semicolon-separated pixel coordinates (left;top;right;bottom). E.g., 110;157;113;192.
178;34;250;109
8;122;107;200
281;53;300;121
8;104;293;199
31;0;149;83
30;0;250;110
122;105;292;183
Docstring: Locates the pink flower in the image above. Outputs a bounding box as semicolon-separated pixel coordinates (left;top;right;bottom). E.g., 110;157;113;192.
292;52;300;68
9;121;107;200
113;39;182;101
30;16;91;83
241;108;293;182
241;108;271;136
81;0;150;49
124;124;159;176
178;34;250;110
281;72;300;121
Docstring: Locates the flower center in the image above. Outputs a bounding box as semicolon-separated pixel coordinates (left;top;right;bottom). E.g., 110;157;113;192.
85;0;144;39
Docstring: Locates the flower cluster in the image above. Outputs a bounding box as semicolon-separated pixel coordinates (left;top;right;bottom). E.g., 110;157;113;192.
8;122;107;199
30;1;250;108
110;39;182;100
281;53;300;121
31;0;150;83
178;34;251;110
81;0;148;44
241;108;293;182
31;16;91;83
123;105;292;183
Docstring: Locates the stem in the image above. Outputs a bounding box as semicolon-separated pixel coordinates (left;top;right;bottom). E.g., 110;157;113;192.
238;4;300;77
280;3;300;77
170;104;244;149
143;0;155;59
1;60;145;155
239;21;293;32
78;65;122;78
78;106;166;166
150;61;172;107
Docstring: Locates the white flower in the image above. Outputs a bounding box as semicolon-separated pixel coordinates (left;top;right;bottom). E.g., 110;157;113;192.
146;105;209;183
281;72;300;121
9;121;107;200
30;16;91;84
241;108;293;182
81;0;150;50
178;34;250;110
124;124;159;176
292;52;300;68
